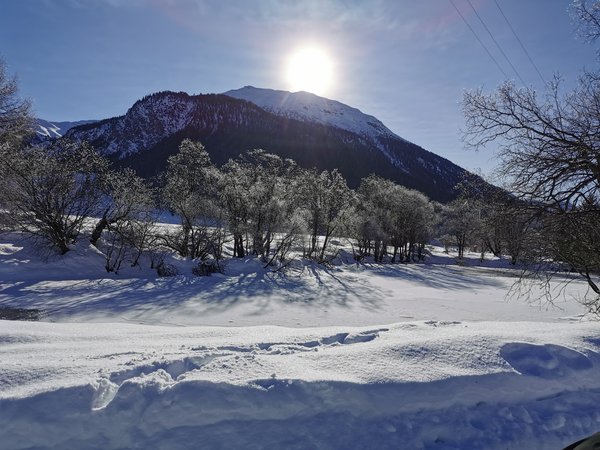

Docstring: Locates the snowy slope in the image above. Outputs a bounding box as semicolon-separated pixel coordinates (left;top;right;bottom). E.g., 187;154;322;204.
65;94;197;156
64;92;264;157
0;236;590;326
2;321;600;449
225;86;419;170
2;234;599;449
36;119;97;139
65;88;400;159
225;86;405;144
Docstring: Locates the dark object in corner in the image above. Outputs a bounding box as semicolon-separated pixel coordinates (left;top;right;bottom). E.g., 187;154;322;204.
563;432;600;450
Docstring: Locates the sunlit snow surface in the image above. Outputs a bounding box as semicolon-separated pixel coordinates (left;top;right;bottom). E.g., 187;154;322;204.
1;234;599;449
225;86;402;143
35;119;97;138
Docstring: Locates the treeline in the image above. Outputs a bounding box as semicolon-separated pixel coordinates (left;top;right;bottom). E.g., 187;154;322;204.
0;137;533;275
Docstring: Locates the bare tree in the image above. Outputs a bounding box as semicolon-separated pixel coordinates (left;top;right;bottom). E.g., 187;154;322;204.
462;1;600;310
455;176;535;264
90;168;156;246
0;140;109;254
464;78;600;207
464;79;600;299
572;0;600;44
0;58;32;148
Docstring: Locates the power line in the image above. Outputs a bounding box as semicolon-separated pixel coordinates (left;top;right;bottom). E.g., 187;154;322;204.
493;0;546;84
448;0;509;80
466;0;527;86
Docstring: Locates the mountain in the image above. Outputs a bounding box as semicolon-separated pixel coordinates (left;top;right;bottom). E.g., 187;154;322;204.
224;87;403;141
64;89;470;202
36;119;98;139
224;87;415;167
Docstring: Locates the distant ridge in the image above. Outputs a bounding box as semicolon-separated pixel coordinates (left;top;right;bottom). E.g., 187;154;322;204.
35;119;98;139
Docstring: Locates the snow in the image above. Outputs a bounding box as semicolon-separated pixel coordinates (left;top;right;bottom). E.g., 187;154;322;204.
35;119;97;138
1;232;599;449
225;86;408;144
224;86;426;171
65;95;198;157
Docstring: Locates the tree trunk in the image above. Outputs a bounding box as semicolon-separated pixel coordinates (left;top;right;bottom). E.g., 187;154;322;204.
309;222;318;259
392;246;398;263
319;228;331;262
90;214;109;246
57;240;70;255
180;224;191;258
233;234;245;257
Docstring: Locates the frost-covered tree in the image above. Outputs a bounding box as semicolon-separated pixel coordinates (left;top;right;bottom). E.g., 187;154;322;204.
90;168;157;272
0;58;32;148
296;168;353;262
572;0;600;45
0;140;109;254
0;58;33;231
220;150;298;261
219;158;250;258
355;176;434;263
395;187;435;262
245;151;296;261
90;168;155;246
102;207;160;273
355;176;394;262
160;139;222;260
439;199;481;260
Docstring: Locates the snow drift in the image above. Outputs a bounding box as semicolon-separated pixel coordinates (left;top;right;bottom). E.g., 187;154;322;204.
1;237;600;449
2;320;600;449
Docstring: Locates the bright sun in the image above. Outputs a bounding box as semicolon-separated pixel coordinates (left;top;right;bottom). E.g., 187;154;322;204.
286;46;333;96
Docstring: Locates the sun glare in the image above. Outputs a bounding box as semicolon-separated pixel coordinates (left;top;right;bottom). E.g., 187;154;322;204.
286;46;333;96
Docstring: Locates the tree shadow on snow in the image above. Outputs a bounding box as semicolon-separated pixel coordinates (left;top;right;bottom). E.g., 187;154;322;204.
0;261;387;322
359;262;509;291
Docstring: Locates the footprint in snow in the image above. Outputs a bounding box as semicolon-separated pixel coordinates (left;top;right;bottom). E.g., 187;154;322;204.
500;343;593;378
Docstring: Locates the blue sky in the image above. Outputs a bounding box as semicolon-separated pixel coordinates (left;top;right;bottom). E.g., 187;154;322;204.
1;0;597;174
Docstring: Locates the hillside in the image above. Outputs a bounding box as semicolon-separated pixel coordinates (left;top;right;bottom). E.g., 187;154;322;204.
36;119;97;139
64;90;469;202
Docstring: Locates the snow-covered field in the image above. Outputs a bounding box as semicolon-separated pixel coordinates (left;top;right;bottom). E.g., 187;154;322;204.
1;234;599;449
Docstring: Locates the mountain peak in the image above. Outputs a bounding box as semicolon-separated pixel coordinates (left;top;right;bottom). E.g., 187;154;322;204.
223;86;408;146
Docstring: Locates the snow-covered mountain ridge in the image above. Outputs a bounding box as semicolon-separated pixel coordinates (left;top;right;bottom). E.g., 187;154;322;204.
36;119;97;139
60;88;470;202
65;92;270;157
224;86;417;169
224;86;406;144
